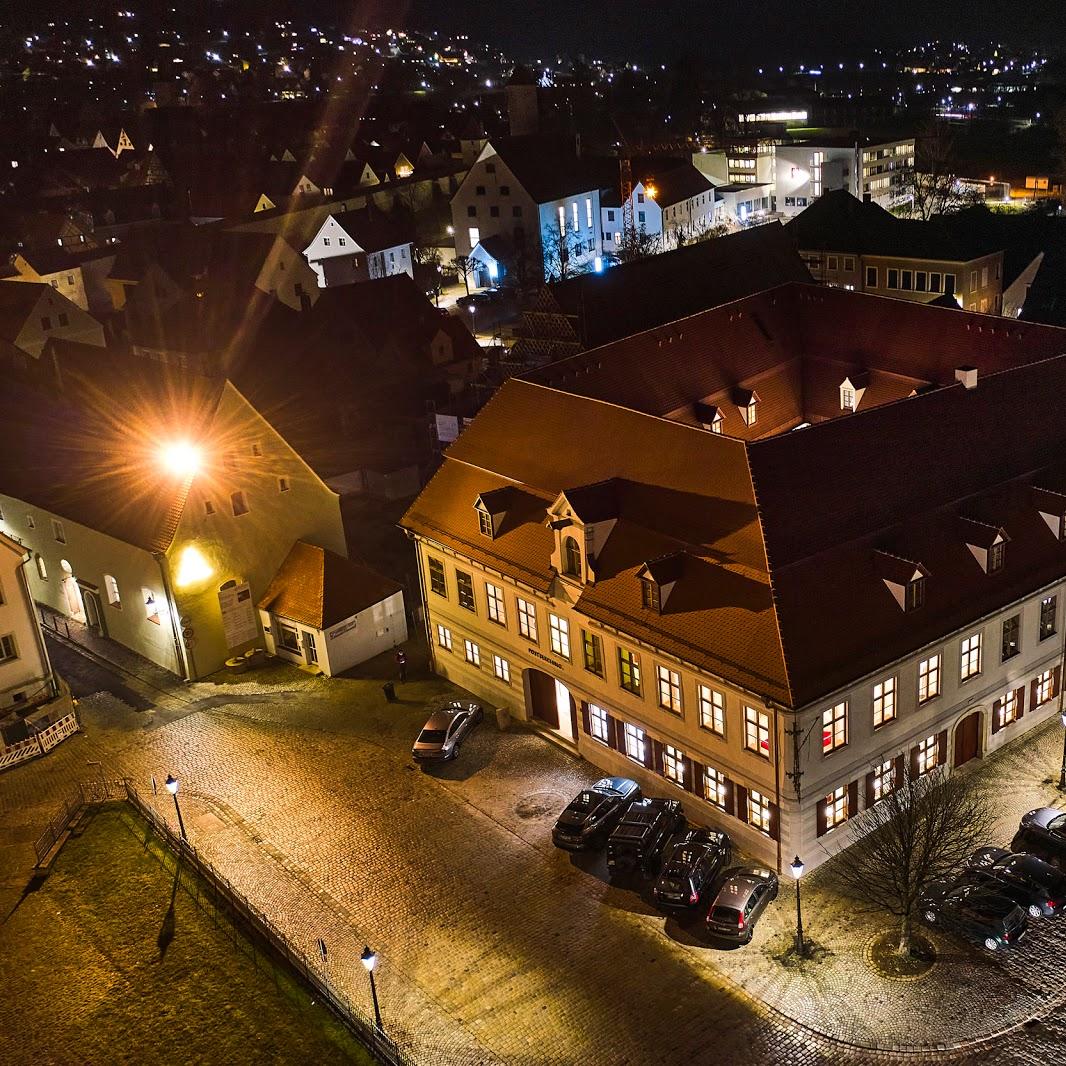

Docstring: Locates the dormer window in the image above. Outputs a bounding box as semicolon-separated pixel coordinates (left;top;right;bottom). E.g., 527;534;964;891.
988;541;1005;573
732;388;760;427
563;536;582;577
744;399;758;425
841;387;854;411
905;576;925;612
694;402;723;434
710;413;723;434
839;373;868;412
641;578;661;611
637;553;684;613
477;505;493;537
959;517;1009;575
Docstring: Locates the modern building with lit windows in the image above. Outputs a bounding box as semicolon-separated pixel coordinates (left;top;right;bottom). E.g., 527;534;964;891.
0;344;346;679
403;283;1066;870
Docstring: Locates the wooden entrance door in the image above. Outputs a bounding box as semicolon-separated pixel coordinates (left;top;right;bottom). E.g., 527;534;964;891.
526;669;560;729
953;711;982;767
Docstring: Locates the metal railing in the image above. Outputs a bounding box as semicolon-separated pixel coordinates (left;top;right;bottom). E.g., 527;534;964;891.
32;778;121;864
122;780;414;1066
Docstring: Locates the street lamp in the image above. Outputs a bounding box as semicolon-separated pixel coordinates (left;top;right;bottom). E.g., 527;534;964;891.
165;774;187;841
1059;712;1066;791
360;945;383;1033
789;855;806;957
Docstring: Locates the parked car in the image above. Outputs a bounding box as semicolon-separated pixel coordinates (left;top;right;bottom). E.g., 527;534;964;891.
552;777;642;851
411;701;484;762
706;866;779;944
456;289;504;312
606;798;686;875
653;828;731;909
1013;808;1066;868
964;846;1066;918
918;876;1028;950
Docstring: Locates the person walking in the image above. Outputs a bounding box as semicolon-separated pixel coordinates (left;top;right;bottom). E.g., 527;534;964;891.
396;648;408;683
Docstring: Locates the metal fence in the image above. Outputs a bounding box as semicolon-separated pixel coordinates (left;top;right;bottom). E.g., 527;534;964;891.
32;778;121;865
122;780;413;1066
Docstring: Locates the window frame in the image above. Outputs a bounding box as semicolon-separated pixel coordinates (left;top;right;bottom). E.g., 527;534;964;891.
698;685;725;736
822;701;848;754
463;638;481;667
588;703;609;743
1040;596;1057;641
747;788;771;833
703;765;728;808
996;687;1020;728
0;633;17;663
436;624;453;651
959;632;982;682
485;581;506;626
824;785;849;831
870;759;895;803
456;570;476;612
618;647;642;696
623;722;646;764
582;630;604;676
548;612;570;659
492;654;511;683
517;597;538;641
744;705;770;758
872;676;896;728
656;664;683;714
1001;614;1020;661
916;734;940;775
917;653;941;703
1035;669;1056;707
428;557;447;598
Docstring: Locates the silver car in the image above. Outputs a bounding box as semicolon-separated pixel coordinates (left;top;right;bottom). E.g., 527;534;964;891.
706;866;779;944
412;701;484;762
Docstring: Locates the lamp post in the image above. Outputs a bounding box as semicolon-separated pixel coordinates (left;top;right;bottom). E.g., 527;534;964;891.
360;945;383;1033
1059;712;1066;791
165;774;187;841
790;855;806;957
469;303;477;341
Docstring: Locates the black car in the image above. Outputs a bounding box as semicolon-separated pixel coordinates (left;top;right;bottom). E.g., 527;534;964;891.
456;289;504;312
653;828;731;908
705;866;779;943
964;846;1066;918
606;798;686;875
918;876;1028;950
551;778;642;851
1013;808;1066;868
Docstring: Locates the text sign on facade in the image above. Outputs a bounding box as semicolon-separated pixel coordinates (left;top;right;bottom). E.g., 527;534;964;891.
218;582;259;648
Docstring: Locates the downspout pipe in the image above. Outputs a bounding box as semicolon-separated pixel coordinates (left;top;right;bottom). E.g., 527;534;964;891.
154;552;191;681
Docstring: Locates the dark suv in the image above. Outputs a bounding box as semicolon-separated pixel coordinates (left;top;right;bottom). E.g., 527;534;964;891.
964;847;1066;918
653;828;731;908
552;778;642;851
918;876;1029;950
606;798;686;875
1013;808;1066;868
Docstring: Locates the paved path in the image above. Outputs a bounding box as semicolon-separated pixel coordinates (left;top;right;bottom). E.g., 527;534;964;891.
3;636;1066;1065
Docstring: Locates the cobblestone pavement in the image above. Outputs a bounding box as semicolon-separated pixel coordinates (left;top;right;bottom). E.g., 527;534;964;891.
4;634;1066;1065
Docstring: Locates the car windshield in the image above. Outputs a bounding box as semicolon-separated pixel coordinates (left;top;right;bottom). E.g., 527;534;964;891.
1049;814;1066;833
711;906;742;923
418;729;448;743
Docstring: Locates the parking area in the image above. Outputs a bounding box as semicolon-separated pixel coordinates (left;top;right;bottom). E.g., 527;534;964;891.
5;638;1066;1064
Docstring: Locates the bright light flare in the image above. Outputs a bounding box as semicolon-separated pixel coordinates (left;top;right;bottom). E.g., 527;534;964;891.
160;441;202;477
175;545;213;588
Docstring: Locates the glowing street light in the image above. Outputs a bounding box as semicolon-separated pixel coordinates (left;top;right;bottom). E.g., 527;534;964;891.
165;773;187;841
160;441;202;477
360;945;383;1032
790;855;806;956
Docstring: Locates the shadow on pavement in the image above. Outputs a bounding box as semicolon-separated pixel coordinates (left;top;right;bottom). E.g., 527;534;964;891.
417;729;497;783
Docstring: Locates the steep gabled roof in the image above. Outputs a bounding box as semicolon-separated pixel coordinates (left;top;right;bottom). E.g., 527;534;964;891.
487;136;613;204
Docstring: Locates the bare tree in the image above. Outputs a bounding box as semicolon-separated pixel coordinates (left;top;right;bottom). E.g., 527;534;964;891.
541;223;589;282
453;254;474;295
413;245;443;305
831;764;993;956
672;220;729;249
610;224;661;264
903;120;983;220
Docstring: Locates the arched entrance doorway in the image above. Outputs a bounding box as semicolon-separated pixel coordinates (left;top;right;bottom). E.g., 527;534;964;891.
523;668;577;742
953;710;983;768
59;560;86;623
80;586;105;637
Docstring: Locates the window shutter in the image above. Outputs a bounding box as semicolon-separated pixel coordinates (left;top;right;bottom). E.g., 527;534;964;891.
847;779;859;818
682;756;696;794
1056;666;1062;700
724;777;735;816
1030;679;1039;712
816;796;828;837
607;715;621;752
936;729;948;767
768;802;780;841
644;736;658;772
909;745;920;779
864;770;876;808
894;753;906;790
580;702;591;736
734;784;747;824
991;699;1002;735
1017;685;1025;719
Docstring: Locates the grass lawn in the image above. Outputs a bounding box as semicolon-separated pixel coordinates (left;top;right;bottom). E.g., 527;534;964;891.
0;806;375;1065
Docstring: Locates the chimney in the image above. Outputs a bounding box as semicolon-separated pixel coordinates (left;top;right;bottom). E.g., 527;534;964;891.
955;366;978;390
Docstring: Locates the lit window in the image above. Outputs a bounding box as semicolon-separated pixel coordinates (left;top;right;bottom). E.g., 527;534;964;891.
143;588;161;625
996;688;1020;728
1040;596;1057;641
905;577;925;611
698;685;725;735
624;722;646;763
104;574;121;607
436;624;452;651
744;400;758;426
549;613;570;658
917;654;941;703
517;597;538;641
747;789;771;833
485;582;506;625
0;634;17;662
656;665;682;713
641;579;661;611
492;654;510;683
588;704;609;743
744;706;770;757
988;541;1005;573
822;701;848;753
703;765;728;808
872;677;896;727
456;571;475;611
824;785;848;830
557;206;565;234
582;630;604;675
841;387;854;411
464;639;481;667
619;647;642;695
230;491;249;516
870;759;896;803
662;745;685;785
710;412;723;434
960;633;982;681
428;558;446;597
585;197;593;228
477;506;493;537
1035;669;1056;707
916;734;940;775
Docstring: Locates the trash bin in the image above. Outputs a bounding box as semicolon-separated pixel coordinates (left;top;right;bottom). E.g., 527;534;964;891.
382;682;397;703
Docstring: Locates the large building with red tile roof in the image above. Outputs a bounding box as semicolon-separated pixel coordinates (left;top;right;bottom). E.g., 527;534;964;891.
402;282;1066;869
